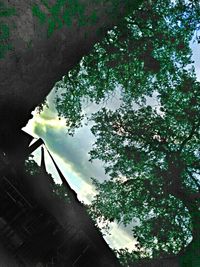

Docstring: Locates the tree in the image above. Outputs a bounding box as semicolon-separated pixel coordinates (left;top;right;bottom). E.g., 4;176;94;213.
53;0;200;265
54;0;200;130
89;67;200;265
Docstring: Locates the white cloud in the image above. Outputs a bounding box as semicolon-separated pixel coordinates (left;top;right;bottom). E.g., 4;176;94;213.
102;222;138;252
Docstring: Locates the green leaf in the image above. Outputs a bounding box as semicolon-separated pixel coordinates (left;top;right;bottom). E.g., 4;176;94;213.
63;10;72;26
89;11;98;24
0;2;16;17
0;43;12;58
0;8;16;17
0;24;9;40
47;19;56;37
32;4;46;24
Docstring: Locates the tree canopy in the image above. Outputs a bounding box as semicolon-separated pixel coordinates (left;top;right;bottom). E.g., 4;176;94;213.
55;0;199;129
52;0;200;265
89;67;200;260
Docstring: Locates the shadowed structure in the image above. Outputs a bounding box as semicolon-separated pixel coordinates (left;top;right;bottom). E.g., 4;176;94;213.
0;134;121;266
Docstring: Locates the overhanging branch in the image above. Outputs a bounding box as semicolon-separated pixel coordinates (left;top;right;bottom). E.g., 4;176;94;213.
179;121;200;153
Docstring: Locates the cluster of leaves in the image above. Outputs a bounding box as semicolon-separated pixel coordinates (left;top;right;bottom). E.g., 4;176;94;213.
113;248;148;266
0;2;16;58
32;0;98;37
84;200;113;235
24;155;41;176
52;183;70;203
89;67;199;257
55;0;200;131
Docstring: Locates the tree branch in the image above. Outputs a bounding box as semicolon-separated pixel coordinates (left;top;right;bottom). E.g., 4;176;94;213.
189;193;200;200
179;121;199;153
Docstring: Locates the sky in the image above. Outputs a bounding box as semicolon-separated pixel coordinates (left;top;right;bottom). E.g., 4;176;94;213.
23;88;139;252
23;39;200;253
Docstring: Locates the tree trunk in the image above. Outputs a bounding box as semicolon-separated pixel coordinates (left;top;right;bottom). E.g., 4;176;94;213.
168;180;200;267
160;160;200;267
179;202;200;267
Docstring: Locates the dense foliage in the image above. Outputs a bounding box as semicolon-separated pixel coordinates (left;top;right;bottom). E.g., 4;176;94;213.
55;0;199;130
89;67;200;258
53;0;200;263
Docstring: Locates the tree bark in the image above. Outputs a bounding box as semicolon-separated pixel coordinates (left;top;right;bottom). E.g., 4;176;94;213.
178;199;200;267
165;168;200;267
